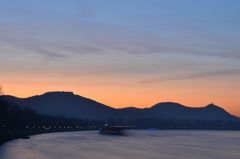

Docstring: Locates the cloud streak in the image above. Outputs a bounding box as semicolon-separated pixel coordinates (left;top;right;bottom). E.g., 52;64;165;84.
140;69;240;84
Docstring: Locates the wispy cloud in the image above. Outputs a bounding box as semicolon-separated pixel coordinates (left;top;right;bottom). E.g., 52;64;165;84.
140;69;240;84
0;27;102;60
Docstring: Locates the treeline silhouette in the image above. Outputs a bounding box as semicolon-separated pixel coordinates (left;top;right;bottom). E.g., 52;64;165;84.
0;97;103;129
0;96;105;145
1;93;240;145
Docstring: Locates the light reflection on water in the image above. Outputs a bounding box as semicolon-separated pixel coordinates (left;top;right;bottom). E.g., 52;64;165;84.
0;130;240;159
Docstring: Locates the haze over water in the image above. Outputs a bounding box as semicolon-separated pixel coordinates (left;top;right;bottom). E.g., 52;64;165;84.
0;130;240;159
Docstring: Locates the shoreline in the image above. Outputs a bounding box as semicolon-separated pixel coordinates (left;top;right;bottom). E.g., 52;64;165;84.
0;128;98;146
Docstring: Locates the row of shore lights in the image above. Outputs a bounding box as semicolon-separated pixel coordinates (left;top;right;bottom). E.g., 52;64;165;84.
25;125;98;129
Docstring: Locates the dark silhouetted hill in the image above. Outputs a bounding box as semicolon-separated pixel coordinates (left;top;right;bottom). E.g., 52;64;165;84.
3;92;239;121
3;92;116;119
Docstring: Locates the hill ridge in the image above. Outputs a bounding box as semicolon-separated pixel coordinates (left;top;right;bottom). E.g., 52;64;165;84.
2;91;239;121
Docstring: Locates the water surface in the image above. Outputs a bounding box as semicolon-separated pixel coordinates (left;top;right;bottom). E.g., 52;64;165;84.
0;130;239;159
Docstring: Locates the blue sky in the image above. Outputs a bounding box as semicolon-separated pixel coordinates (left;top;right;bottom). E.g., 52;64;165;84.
1;0;240;73
0;0;240;115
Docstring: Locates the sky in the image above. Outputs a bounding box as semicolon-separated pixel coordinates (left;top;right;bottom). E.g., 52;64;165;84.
0;0;240;116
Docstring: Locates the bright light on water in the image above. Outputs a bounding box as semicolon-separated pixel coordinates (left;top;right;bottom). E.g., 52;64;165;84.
0;130;240;159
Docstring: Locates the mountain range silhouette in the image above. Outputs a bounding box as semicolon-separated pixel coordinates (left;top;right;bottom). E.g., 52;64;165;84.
3;91;239;121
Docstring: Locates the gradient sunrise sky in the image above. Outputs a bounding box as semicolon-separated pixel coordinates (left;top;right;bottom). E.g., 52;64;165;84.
0;0;240;116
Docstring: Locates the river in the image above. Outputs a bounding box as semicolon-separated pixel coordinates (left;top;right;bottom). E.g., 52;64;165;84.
0;130;239;159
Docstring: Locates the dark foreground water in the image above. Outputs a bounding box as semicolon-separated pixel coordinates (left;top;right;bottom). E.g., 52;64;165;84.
0;130;239;159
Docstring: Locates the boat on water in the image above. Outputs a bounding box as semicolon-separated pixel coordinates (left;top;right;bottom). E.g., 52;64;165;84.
99;124;125;135
21;136;30;139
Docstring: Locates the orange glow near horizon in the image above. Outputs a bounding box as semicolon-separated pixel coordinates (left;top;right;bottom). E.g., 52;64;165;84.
2;75;240;117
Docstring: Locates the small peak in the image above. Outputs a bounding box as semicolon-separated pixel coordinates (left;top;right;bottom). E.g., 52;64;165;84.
205;103;223;110
152;102;184;109
43;91;75;96
206;102;217;107
157;102;182;106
